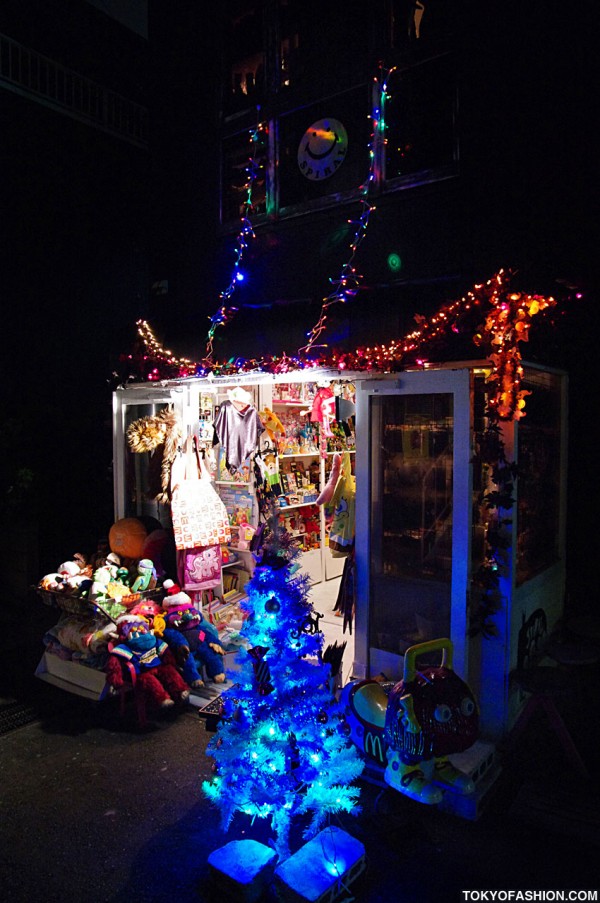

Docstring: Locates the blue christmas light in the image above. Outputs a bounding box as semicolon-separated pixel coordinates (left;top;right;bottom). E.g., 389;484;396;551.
202;515;364;859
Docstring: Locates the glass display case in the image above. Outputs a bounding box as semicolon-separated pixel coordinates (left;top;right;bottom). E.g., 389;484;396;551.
354;363;568;740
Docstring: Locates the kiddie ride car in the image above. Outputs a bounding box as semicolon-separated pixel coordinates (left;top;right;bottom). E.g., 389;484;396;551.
341;638;480;805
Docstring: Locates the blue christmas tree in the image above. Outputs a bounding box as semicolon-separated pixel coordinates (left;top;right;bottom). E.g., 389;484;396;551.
202;515;364;859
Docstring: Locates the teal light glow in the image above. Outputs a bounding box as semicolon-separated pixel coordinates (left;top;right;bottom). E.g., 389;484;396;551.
387;252;402;273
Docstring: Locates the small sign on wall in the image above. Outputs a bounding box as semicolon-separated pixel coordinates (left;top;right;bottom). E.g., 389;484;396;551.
297;118;348;180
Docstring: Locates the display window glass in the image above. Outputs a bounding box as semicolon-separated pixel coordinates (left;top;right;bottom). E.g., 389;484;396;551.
369;392;453;655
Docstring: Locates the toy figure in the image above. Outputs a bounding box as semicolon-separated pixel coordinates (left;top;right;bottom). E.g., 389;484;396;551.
89;553;121;601
160;580;226;688
105;615;190;710
311;383;336;437
261;450;282;496
235;520;256;551
131;558;156;592
129;599;165;635
258;407;285;443
341;639;479;805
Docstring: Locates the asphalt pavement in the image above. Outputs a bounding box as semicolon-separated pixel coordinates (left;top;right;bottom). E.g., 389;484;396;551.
1;594;599;902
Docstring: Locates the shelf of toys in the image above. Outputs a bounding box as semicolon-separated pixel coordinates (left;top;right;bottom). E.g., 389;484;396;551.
261;379;356;584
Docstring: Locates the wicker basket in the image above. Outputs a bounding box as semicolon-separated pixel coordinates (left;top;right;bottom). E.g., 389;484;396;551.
36;587;165;618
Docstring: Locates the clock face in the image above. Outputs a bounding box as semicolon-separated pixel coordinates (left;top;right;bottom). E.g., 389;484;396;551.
297;118;348;181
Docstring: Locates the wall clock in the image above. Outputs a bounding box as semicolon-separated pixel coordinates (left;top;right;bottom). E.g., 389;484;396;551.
297;118;348;181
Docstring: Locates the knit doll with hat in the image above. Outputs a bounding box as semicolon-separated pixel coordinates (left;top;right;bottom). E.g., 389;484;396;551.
104;614;190;709
160;580;226;687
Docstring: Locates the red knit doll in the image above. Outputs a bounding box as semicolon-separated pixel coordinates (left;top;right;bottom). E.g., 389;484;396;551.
105;615;190;709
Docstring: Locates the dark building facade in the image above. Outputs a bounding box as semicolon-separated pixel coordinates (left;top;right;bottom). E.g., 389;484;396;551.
1;0;596;603
1;0;149;583
148;0;596;367
146;0;597;610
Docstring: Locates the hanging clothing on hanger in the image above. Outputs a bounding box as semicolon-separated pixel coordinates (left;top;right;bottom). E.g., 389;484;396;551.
213;389;264;471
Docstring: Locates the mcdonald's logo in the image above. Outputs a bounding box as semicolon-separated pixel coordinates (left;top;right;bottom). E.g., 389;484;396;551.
364;731;387;765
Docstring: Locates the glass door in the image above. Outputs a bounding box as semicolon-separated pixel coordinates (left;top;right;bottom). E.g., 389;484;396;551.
355;369;472;679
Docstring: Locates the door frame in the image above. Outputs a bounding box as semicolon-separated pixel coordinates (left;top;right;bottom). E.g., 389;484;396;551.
353;368;472;681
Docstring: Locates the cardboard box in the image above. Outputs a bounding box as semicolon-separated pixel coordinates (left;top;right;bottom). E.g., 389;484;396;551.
35;652;108;701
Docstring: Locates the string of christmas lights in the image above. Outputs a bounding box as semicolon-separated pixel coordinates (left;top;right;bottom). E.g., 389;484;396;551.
203;120;267;362
133;319;197;380
298;65;396;358
127;270;560;420
331;270;557;420
471;271;556;420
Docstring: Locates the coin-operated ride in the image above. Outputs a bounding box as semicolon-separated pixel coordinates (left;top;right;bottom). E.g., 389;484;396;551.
341;639;479;805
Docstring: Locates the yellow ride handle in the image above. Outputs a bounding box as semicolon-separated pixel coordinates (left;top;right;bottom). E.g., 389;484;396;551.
403;638;453;683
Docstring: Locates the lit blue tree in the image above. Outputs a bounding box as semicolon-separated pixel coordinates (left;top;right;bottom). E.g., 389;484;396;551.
202;516;363;859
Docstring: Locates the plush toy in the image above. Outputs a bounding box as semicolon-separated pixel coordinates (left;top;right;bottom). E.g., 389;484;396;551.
71;552;93;577
89;559;118;599
57;559;87;583
105;615;190;709
129;598;164;628
131;558;156;593
259;407;285;443
39;558;93;596
39;572;64;593
44;616;117;661
89;554;134;619
160;580;226;688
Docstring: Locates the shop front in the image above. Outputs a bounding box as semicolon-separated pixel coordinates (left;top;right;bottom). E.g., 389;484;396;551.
111;359;567;742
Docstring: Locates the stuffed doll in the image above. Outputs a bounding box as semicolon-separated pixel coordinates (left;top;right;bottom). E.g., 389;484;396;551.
105;615;190;709
39;558;92;596
131;558;157;592
86;556;133;619
258;407;285;443
160;580;226;688
129;598;164;630
44;616;117;663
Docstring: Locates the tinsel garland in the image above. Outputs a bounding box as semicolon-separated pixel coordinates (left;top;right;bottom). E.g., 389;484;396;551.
122;270;558;423
469;418;518;638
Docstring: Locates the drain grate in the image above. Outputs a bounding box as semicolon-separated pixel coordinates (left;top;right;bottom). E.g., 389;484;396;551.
0;701;40;736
